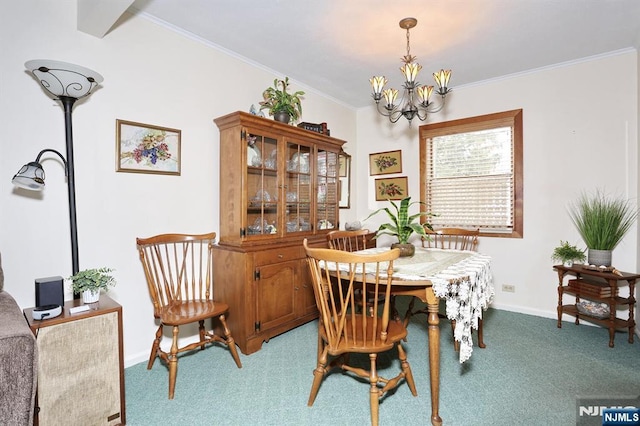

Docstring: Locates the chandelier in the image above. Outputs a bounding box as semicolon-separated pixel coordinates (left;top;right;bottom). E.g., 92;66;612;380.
370;17;452;124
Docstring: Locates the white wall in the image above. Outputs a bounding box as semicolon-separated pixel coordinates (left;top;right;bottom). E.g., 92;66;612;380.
0;1;356;366
357;50;639;320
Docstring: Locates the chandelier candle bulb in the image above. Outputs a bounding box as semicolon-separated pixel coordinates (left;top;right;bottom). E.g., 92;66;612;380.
417;85;433;105
433;69;452;93
383;88;398;109
370;76;387;97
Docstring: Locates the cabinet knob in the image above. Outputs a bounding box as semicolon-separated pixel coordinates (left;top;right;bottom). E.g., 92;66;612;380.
278;254;283;259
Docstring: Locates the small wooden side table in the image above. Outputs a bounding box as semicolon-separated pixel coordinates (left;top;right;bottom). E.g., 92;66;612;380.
554;264;639;347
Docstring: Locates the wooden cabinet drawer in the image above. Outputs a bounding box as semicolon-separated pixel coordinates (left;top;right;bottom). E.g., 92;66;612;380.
254;245;304;266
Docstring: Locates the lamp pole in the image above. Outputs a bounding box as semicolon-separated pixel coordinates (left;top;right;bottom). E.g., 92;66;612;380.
60;96;79;275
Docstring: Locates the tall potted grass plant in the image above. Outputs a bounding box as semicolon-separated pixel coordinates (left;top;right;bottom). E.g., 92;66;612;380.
567;189;638;266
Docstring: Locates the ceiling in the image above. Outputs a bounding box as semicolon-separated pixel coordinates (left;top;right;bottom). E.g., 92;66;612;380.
124;0;640;109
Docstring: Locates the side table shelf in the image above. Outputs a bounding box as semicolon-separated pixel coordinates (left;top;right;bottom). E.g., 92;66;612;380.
554;264;639;348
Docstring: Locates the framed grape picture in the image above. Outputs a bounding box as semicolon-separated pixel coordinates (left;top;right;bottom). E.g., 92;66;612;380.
116;119;181;175
375;176;408;201
369;150;402;176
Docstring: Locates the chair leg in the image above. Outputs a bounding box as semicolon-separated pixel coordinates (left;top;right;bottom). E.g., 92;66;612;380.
218;314;242;368
369;353;380;426
316;322;323;361
403;296;418;328
198;320;206;350
168;325;180;399
308;346;328;406
397;343;417;396
147;324;163;370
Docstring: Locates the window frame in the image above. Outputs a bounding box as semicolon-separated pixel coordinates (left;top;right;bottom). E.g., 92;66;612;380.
419;109;523;238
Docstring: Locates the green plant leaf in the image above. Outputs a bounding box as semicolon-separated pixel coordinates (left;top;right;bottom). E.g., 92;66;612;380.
258;76;305;122
568;189;638;250
68;267;116;293
363;196;435;244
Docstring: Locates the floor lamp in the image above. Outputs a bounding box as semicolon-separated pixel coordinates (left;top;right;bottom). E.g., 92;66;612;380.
12;60;103;293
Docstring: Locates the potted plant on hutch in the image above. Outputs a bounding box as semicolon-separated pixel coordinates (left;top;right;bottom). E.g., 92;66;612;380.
364;196;434;257
567;189;638;267
551;240;586;267
259;76;305;124
69;267;116;304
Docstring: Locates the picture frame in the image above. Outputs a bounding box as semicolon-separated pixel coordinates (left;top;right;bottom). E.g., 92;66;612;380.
369;150;402;176
338;152;351;208
375;176;408;201
338;154;348;177
116;119;181;175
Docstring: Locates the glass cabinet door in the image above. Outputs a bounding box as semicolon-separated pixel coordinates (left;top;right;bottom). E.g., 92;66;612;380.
246;133;278;237
316;149;339;231
284;141;312;235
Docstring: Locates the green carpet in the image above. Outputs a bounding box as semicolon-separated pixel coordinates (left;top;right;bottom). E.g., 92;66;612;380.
124;307;640;425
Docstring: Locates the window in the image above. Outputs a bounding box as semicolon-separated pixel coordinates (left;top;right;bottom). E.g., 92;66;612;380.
419;109;523;238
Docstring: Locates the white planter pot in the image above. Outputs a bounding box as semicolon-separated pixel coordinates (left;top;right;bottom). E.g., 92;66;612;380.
82;289;100;304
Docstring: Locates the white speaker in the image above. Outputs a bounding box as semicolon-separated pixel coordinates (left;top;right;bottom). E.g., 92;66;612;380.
26;296;125;425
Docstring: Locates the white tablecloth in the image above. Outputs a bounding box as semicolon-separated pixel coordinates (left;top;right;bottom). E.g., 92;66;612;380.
352;247;495;363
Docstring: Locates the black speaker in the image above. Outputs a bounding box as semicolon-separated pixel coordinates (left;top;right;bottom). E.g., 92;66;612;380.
35;276;64;308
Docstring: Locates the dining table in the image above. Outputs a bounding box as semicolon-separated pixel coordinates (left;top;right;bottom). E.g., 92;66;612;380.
349;246;495;426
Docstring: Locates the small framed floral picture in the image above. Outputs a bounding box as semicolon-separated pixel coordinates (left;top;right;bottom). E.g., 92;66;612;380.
375;176;408;201
116;119;181;175
369;150;402;176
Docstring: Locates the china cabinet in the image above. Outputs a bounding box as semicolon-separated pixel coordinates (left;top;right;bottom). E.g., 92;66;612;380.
212;111;345;354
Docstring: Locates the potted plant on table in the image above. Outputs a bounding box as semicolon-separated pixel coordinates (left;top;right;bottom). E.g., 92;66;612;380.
567;189;638;266
69;267;116;304
259;76;305;124
551;240;586;267
363;196;434;257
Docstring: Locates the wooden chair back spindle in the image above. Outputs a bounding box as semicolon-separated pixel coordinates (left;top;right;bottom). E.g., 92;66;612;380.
422;227;480;251
326;229;370;252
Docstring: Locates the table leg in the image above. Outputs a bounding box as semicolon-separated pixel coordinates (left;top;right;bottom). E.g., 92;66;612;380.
426;290;442;426
608;327;615;348
477;318;486;348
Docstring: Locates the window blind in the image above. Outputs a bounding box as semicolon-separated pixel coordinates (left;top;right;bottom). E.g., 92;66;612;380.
426;126;514;232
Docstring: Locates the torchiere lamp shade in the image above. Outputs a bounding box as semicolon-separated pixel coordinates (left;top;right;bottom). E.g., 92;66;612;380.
25;60;103;100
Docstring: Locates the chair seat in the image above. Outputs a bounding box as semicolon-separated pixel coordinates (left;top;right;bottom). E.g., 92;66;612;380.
324;317;407;355
159;300;230;325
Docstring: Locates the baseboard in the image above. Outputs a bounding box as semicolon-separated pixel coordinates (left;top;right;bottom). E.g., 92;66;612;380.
489;302;599;327
125;351;149;368
489;302;554;319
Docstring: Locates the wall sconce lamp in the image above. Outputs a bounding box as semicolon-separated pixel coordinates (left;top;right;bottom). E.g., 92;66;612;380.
13;60;103;284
